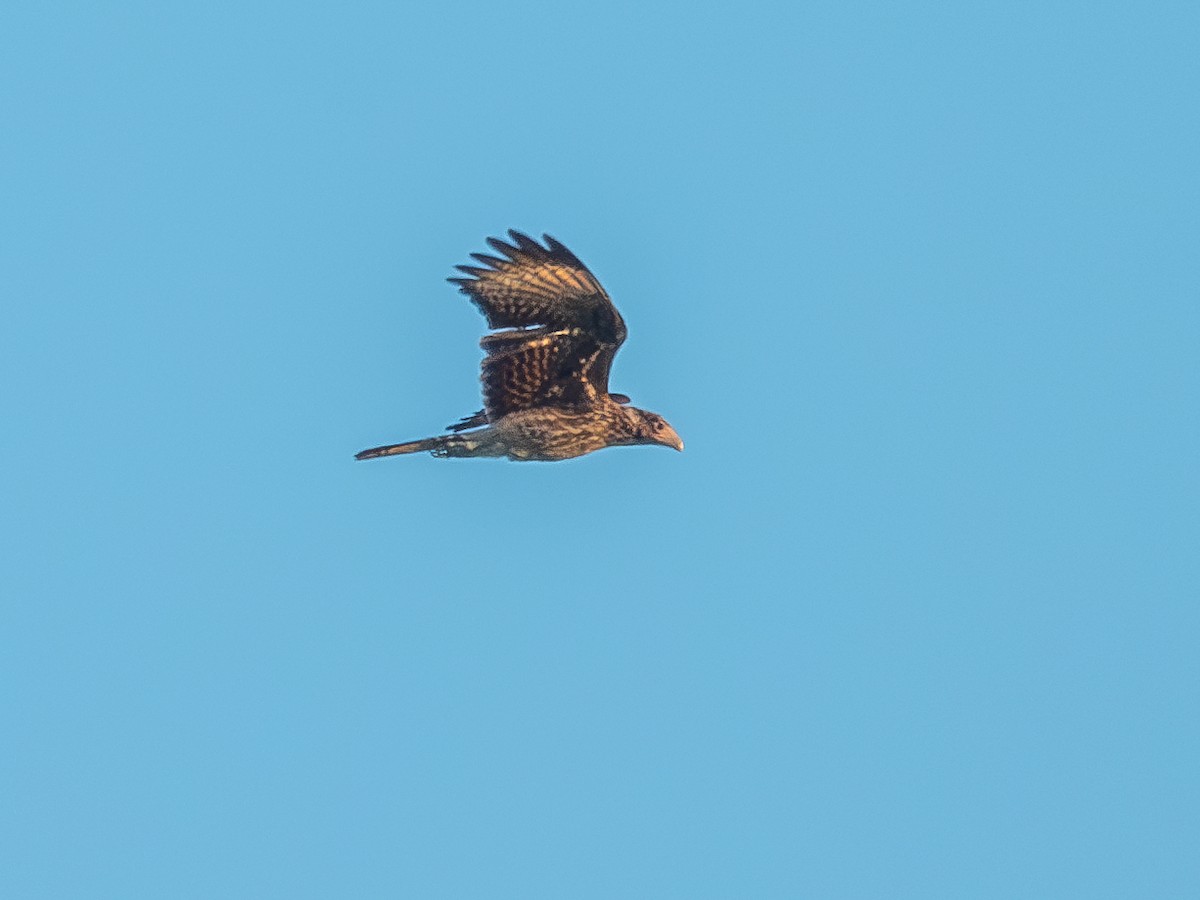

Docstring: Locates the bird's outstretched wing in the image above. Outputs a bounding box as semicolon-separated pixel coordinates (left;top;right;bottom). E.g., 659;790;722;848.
448;230;628;421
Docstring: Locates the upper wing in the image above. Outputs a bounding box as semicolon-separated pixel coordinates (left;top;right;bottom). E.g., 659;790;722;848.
448;231;628;420
449;230;627;342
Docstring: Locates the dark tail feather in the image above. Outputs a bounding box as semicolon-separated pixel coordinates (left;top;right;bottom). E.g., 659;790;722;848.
355;436;447;460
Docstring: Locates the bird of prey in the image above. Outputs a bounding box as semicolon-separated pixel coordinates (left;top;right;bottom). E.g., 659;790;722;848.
355;230;683;462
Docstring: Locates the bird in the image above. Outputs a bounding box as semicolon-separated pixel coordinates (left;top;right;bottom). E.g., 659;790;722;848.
355;229;683;462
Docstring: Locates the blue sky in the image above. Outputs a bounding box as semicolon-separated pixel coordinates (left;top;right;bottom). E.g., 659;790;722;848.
2;2;1197;896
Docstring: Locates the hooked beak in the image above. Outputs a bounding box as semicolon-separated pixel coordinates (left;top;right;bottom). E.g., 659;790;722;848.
660;425;684;452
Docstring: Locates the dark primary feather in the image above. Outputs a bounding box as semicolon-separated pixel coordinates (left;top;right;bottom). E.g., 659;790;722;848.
449;230;629;422
447;410;487;433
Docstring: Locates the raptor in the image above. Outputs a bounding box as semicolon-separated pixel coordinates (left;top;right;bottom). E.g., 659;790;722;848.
355;230;683;462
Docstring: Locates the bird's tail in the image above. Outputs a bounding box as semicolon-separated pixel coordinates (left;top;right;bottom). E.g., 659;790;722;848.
355;436;450;460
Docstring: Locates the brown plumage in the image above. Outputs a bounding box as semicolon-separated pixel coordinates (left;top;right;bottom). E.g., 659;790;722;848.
355;230;683;462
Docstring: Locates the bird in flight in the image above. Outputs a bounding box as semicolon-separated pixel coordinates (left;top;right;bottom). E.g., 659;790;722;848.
355;230;683;462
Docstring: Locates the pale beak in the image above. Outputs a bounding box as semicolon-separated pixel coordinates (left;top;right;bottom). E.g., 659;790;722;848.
661;426;684;452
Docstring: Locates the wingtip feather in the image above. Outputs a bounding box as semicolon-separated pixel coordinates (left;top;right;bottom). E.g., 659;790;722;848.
508;229;542;254
542;233;583;266
486;235;518;259
469;252;506;268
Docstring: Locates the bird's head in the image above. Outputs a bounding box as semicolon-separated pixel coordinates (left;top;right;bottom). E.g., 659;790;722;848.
624;407;684;452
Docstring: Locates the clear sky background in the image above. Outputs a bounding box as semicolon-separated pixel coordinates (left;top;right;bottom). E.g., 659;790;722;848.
2;2;1197;897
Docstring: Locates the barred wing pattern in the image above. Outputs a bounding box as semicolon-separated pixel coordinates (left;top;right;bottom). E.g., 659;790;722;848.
448;231;627;422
